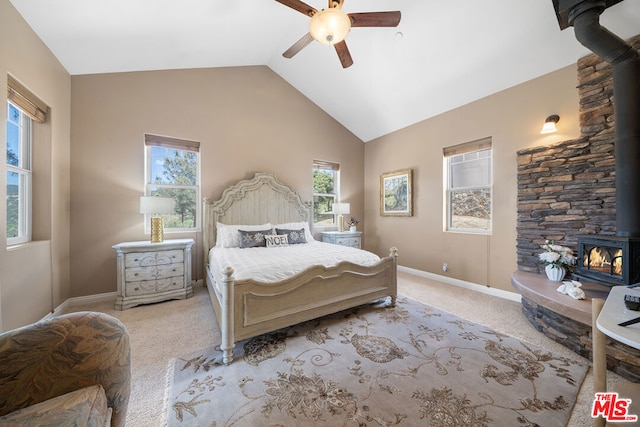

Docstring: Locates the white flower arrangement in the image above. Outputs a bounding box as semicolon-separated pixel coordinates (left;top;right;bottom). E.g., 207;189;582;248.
538;240;577;270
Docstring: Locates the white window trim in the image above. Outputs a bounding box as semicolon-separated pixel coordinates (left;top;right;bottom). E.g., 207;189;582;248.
444;141;493;235
6;101;32;246
313;161;341;228
144;141;201;233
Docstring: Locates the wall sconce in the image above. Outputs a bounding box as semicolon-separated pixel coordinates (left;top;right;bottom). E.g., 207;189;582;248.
332;202;351;232
540;114;560;134
140;196;175;243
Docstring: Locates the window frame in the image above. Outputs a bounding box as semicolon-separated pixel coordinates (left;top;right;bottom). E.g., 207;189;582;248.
6;101;32;246
444;139;493;234
144;134;201;233
312;160;340;227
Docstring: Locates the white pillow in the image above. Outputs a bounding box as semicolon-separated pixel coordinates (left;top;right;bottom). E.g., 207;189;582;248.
265;234;289;248
216;222;272;248
273;222;314;242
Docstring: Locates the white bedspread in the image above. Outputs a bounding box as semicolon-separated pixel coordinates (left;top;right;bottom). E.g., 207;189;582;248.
209;241;381;285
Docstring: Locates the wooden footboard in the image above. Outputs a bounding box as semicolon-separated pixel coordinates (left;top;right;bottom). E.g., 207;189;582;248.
206;248;398;365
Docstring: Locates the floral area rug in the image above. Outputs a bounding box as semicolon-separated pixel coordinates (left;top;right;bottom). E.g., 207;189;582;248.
165;296;588;427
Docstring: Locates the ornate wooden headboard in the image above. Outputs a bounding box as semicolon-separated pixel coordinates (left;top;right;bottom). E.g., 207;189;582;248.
202;172;312;265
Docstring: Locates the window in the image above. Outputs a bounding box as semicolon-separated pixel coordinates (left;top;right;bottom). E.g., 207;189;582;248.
444;138;492;233
312;160;340;226
6;101;32;245
6;75;48;246
144;134;200;232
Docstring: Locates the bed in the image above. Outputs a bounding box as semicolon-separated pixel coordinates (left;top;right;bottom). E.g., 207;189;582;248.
203;172;398;364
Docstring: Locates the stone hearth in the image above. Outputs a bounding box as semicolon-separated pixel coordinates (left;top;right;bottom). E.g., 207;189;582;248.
512;271;640;382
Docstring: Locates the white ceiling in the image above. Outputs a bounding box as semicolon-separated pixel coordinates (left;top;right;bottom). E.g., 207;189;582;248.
9;0;640;142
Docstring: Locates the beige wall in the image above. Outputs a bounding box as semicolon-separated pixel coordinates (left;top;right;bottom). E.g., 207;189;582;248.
0;0;71;331
364;65;581;293
0;0;591;328
70;66;365;297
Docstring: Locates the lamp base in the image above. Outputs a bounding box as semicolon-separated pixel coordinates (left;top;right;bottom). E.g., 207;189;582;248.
150;216;164;243
338;214;345;232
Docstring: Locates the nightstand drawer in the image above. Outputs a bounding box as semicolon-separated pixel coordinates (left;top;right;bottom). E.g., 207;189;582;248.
321;231;362;249
124;250;183;268
334;237;360;248
126;277;184;296
125;263;184;282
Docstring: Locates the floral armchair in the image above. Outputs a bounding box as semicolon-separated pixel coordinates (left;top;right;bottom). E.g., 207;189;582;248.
0;311;131;427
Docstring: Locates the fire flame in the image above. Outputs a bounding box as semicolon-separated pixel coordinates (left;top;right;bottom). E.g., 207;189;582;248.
583;247;623;276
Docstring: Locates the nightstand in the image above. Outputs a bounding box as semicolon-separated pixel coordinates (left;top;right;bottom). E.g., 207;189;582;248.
321;231;362;248
112;238;194;310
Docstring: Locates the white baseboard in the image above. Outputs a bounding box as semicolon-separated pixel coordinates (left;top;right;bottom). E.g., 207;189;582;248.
44;292;118;320
44;274;518;321
398;265;522;303
44;279;205;320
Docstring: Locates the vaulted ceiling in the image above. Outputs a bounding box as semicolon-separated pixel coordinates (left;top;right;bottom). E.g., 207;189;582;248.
9;0;640;141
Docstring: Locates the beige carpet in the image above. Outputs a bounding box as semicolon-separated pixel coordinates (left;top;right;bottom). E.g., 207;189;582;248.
61;271;625;426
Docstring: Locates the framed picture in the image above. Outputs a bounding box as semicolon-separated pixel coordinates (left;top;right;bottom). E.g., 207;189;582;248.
380;169;413;216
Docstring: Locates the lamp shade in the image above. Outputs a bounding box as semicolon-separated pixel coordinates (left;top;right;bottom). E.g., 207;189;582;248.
309;8;351;45
540;115;560;134
140;196;175;215
333;202;351;215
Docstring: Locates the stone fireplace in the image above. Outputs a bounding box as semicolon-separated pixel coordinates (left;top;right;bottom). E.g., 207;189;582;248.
516;34;639;273
515;30;640;381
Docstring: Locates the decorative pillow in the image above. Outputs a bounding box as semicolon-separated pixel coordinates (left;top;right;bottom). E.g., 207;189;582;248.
275;228;307;244
238;229;273;248
273;222;314;242
216;223;271;248
265;234;289;248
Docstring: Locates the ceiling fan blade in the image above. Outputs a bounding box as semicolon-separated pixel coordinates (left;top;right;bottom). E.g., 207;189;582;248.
275;0;317;17
348;11;401;27
334;41;353;68
283;33;315;58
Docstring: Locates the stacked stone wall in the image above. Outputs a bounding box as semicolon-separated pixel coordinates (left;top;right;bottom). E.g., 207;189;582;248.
516;34;640;274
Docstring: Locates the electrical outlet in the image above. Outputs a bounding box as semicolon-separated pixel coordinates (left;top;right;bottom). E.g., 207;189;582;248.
442;263;448;272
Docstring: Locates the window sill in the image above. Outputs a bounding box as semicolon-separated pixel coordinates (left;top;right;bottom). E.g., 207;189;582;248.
7;240;50;252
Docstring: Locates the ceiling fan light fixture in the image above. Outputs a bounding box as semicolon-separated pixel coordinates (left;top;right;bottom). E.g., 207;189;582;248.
309;8;351;45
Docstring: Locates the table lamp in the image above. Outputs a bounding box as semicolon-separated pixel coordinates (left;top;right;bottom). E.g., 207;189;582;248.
140;196;175;243
333;202;350;232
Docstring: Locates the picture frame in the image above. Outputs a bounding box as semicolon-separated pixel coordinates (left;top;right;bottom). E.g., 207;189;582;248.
380;169;413;216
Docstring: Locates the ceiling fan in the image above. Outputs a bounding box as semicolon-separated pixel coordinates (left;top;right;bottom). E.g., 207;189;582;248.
275;0;401;68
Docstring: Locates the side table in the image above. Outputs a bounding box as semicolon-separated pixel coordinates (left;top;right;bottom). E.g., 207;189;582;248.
112;238;194;310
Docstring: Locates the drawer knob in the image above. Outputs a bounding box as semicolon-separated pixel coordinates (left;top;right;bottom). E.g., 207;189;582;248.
134;287;139;291
134;273;139;276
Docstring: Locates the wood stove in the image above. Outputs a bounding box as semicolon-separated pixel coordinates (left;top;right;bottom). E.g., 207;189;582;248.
575;236;640;286
552;1;640;288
